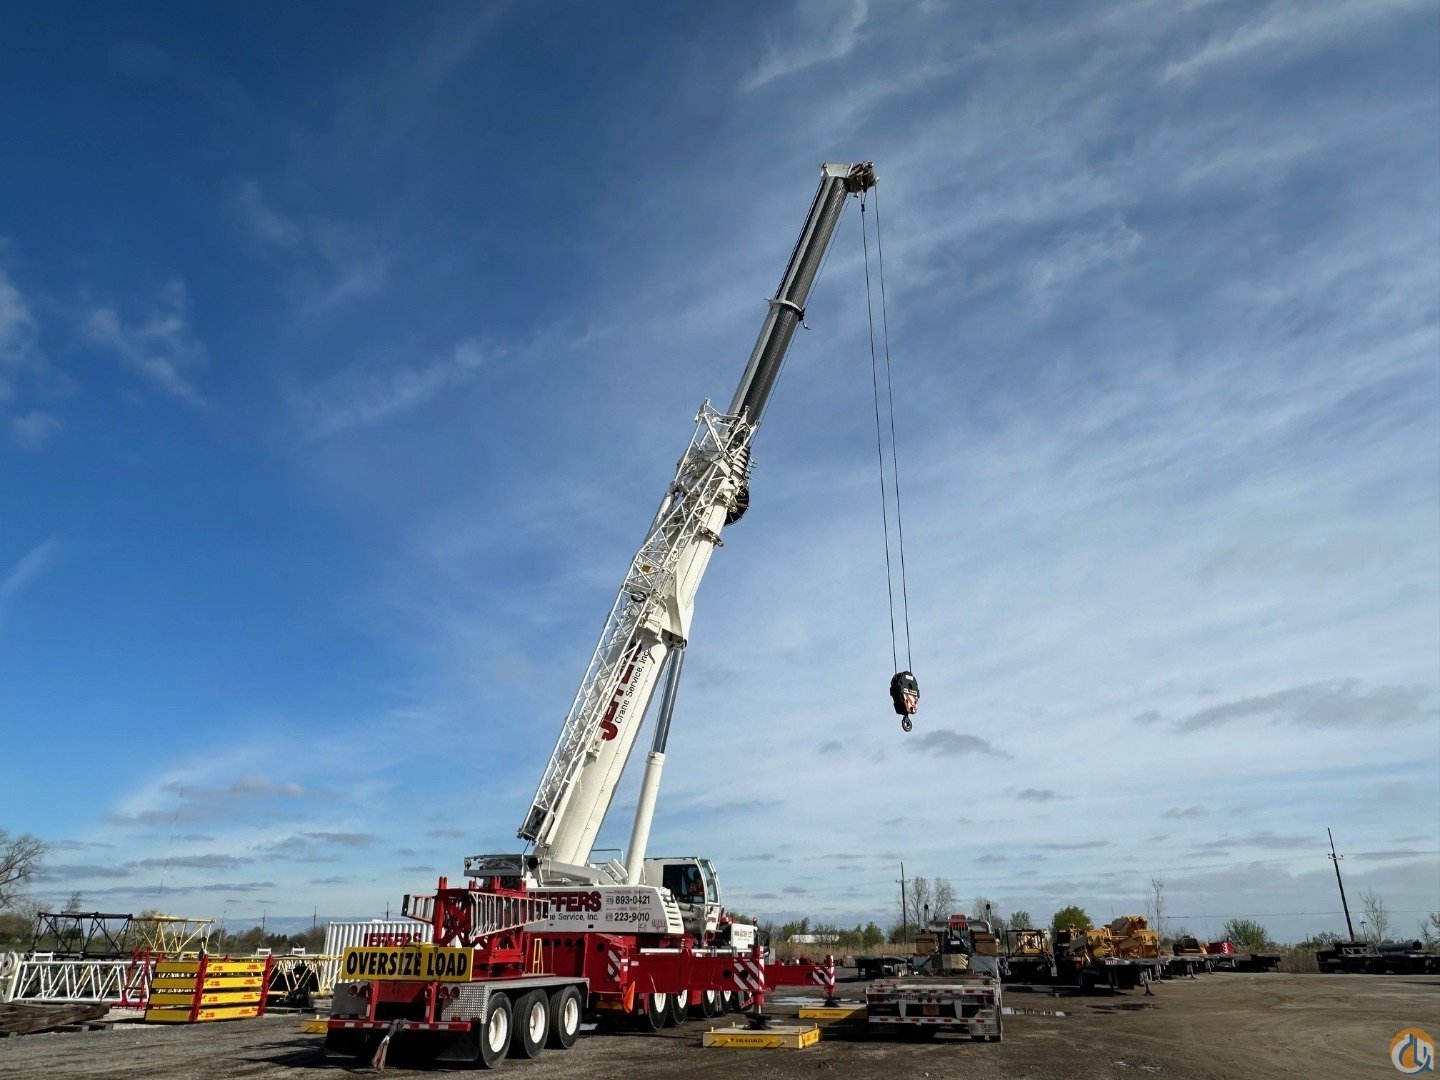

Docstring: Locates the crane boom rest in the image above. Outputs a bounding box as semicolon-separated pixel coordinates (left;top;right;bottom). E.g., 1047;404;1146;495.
514;162;877;883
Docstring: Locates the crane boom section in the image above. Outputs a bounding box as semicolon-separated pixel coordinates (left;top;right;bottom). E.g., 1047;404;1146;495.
518;163;877;870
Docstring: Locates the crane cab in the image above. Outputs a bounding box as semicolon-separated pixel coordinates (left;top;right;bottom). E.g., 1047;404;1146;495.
642;857;722;939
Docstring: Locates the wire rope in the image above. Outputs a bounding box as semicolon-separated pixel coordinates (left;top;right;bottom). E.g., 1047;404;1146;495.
860;197;900;673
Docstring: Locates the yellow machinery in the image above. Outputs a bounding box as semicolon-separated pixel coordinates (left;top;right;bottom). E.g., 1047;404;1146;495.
1108;916;1160;960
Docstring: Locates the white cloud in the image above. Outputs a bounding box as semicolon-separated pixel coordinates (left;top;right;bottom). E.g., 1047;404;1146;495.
0;267;39;369
0;538;59;619
237;179;304;248
1162;0;1428;83
0;261;67;449
9;410;59;450
290;336;491;439
742;0;869;91
83;280;208;406
235;180;390;309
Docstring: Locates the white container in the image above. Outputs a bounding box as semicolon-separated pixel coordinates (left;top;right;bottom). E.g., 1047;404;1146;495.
318;920;428;994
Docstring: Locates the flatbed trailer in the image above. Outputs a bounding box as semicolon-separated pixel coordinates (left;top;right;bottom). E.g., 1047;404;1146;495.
1165;954;1212;977
328;970;588;1068
854;954;911;980
1209;951;1281;973
865;973;1002;1040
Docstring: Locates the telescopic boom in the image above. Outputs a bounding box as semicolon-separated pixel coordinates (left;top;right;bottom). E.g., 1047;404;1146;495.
517;163;877;879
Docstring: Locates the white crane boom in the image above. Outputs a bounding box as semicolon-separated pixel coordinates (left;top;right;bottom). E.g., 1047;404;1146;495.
517;162;877;877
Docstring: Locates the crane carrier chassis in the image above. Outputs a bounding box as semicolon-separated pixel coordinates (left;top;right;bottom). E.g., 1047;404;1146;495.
326;876;836;1067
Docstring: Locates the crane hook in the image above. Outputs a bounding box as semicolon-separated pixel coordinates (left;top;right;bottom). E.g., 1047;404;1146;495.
890;671;919;733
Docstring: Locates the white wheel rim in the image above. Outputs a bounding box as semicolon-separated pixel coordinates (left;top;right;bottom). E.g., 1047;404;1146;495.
653;993;668;1011
487;1008;509;1052
528;1000;546;1042
676;990;688;1009
563;995;580;1033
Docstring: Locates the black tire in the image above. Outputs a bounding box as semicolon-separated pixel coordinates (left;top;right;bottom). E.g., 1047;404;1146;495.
665;990;687;1027
478;993;513;1069
512;989;548;1059
695;989;723;1018
548;985;582;1049
640;992;668;1032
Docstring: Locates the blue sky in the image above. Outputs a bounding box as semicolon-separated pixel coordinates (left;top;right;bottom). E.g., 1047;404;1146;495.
1;0;1437;944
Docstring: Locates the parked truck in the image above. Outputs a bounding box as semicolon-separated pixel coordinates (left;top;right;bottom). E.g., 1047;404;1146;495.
325;163;876;1067
864;915;1003;1041
1055;920;1162;992
1001;928;1055;984
1316;939;1439;975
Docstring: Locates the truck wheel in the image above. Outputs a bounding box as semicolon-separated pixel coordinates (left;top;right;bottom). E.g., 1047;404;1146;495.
695;989;723;1018
548;985;582;1049
512;989;548;1059
665;991;688;1027
640;992;668;1032
478;993;513;1069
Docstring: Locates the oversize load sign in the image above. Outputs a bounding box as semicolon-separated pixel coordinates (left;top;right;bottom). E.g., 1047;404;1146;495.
341;945;473;982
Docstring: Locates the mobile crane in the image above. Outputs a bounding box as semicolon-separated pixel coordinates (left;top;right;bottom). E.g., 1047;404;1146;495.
327;162;876;1067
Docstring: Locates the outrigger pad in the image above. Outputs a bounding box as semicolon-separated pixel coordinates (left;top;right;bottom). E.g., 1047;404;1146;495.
889;671;919;716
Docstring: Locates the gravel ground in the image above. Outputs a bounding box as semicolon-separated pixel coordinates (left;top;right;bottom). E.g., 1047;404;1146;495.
1;972;1434;1079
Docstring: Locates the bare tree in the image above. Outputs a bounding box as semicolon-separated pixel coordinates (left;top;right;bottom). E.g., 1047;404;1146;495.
970;895;1005;930
906;876;933;928
0;831;45;910
1360;888;1390;942
1146;876;1167;939
1421;912;1440;948
932;878;956;918
63;891;84;914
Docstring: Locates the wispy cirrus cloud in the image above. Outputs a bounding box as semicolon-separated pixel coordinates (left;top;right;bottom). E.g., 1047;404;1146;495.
0;538;59;620
288;336;488;439
741;0;869;91
1161;0;1428;83
1;261;64;450
82;280;207;406
235;180;390;310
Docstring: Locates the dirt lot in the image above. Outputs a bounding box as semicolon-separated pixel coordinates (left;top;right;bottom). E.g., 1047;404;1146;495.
1;972;1434;1080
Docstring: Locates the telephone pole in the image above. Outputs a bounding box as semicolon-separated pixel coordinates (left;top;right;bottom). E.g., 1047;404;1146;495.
1327;828;1356;940
897;862;908;944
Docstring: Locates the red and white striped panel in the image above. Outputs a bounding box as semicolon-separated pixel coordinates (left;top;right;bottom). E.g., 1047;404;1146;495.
732;959;766;993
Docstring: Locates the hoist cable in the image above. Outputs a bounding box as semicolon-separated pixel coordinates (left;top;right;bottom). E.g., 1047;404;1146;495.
873;187;914;671
860;197;900;673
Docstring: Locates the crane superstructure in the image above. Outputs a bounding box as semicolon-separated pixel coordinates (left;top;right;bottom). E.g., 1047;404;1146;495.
505;161;876;891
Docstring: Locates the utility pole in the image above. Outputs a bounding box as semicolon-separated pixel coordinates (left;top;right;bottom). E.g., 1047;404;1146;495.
1328;828;1356;940
897;862;908;945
